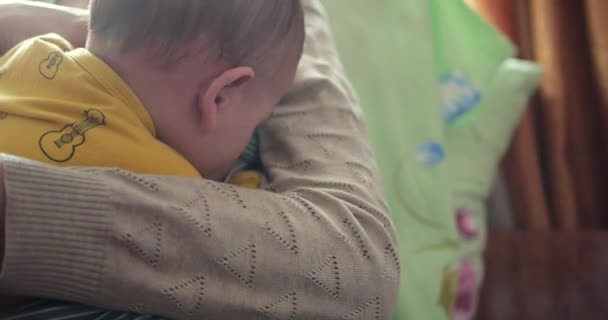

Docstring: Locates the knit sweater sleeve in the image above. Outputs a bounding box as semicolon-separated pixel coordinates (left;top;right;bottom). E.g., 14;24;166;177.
0;1;400;319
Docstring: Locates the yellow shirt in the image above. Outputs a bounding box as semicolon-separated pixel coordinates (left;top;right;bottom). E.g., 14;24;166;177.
0;34;200;177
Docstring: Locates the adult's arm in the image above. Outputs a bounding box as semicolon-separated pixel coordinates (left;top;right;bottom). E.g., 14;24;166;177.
0;0;87;54
0;1;400;319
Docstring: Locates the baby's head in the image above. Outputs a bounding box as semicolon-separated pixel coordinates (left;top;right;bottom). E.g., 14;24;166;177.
87;0;305;176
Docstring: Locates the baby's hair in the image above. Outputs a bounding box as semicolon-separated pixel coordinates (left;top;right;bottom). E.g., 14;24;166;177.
89;0;305;69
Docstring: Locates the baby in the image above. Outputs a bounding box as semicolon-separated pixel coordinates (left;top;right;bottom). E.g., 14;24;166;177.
0;0;305;181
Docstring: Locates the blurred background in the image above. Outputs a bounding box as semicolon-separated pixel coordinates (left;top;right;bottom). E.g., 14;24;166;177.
469;0;608;234
324;0;608;318
463;1;608;318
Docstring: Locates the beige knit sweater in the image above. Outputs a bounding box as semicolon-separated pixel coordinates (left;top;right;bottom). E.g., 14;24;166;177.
0;1;400;319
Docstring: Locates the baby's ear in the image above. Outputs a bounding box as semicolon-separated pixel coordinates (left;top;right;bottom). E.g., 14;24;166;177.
197;67;255;133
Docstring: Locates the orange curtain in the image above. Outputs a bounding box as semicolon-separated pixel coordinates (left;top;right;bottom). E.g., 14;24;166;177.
469;1;608;231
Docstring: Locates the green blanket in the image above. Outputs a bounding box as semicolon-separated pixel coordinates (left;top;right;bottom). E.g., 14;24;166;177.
324;1;541;319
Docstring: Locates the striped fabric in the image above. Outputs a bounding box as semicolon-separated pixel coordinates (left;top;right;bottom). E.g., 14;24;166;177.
0;300;168;320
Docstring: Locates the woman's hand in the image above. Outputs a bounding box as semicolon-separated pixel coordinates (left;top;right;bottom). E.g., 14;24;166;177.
0;1;88;54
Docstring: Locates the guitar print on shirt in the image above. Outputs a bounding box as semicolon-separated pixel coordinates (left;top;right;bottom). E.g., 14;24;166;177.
39;109;106;162
39;51;64;80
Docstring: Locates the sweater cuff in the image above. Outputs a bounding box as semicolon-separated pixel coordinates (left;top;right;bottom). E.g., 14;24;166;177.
0;155;110;301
